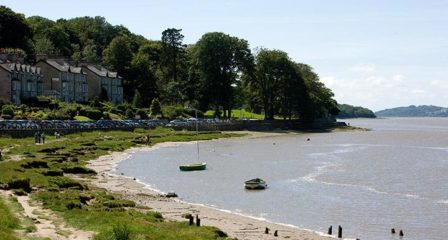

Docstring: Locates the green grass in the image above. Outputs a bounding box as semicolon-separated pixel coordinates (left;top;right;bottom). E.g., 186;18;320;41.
74;116;93;121
0;127;241;239
205;109;265;120
0;197;20;240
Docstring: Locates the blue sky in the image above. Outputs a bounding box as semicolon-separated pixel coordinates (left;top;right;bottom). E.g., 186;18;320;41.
2;0;448;111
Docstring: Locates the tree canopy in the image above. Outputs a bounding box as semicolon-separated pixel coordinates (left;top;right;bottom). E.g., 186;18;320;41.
1;6;341;123
0;6;33;53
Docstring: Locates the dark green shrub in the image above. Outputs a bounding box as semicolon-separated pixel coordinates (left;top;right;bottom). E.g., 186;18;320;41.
62;166;96;175
125;109;134;119
136;109;148;119
1;105;14;118
42;169;64;176
8;178;32;192
66;201;82;210
21;160;48;169
112;224;131;240
84;109;103;120
214;230;228;238
103;199;136;208
79;194;93;204
12;189;28;196
50;177;86;190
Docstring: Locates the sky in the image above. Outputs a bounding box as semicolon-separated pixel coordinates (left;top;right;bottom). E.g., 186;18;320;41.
1;0;447;111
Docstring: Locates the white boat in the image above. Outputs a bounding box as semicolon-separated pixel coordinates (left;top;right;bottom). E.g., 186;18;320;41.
244;178;267;190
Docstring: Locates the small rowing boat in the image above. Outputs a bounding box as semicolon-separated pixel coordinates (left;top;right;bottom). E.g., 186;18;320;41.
179;162;207;171
244;178;267;190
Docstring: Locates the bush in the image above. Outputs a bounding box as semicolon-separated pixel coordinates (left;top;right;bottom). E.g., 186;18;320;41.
112;224;131;240
125;109;134;119
66;201;82;210
1;105;14;119
42;169;64;176
8;178;32;192
84;108;103;120
62;166;96;175
136;109;148;119
21;160;48;169
12;189;28;196
50;177;86;190
103;199;136;208
161;105;183;120
79;194;93;204
0;98;10;109
150;98;162;117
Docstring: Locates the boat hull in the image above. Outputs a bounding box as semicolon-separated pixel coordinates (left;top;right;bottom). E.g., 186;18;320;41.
244;178;267;190
179;163;207;171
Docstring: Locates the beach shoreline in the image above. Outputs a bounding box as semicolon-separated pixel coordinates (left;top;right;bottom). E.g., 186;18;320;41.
81;131;336;240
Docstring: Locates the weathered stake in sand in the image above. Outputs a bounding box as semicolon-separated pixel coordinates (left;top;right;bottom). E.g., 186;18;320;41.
83;132;336;240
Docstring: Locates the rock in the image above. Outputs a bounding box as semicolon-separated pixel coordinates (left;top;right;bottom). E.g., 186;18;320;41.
165;192;178;198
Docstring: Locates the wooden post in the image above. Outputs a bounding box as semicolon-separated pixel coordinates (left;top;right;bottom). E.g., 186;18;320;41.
338;225;342;238
189;215;194;225
196;215;200;226
328;226;332;235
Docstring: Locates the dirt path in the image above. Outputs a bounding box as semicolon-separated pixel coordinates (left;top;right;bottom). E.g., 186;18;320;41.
1;191;94;240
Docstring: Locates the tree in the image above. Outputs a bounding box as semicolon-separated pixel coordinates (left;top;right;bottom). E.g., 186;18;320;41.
132;90;143;108
192;32;254;119
82;39;100;62
295;63;339;122
102;36;133;74
246;49;306;120
34;36;59;55
0;6;33;52
149;98;162;118
27;16;71;56
161;28;185;84
130;41;161;104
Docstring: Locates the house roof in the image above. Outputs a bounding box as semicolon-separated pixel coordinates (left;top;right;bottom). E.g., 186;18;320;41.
84;65;121;79
42;59;86;75
0;63;42;74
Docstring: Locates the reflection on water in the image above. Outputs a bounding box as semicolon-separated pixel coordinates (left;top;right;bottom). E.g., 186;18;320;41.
117;118;448;240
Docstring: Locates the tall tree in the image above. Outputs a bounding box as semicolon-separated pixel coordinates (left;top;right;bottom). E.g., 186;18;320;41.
0;6;33;52
192;32;254;118
102;36;133;74
295;63;339;122
161;28;185;83
160;28;188;104
130;41;161;105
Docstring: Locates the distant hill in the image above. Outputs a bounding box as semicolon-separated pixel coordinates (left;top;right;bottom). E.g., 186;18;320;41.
375;105;448;117
337;104;376;118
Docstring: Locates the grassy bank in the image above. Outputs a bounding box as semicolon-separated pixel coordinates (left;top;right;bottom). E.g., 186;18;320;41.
0;127;242;239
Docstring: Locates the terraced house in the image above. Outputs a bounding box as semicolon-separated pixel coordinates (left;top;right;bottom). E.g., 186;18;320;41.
36;59;88;103
82;64;123;104
0;62;43;105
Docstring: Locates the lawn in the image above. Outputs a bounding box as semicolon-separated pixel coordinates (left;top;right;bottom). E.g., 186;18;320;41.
204;109;265;120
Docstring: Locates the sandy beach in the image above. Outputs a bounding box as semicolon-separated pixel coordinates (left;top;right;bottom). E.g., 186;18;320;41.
82;131;336;240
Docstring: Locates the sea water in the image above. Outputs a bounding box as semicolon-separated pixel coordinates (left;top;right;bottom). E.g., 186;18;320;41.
116;118;448;240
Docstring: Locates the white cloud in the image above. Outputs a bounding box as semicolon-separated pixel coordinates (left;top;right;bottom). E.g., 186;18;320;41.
349;63;376;72
320;73;448;111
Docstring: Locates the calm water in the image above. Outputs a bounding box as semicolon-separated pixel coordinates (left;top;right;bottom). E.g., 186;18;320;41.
116;118;448;240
